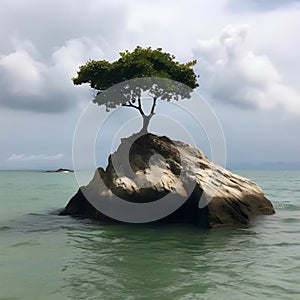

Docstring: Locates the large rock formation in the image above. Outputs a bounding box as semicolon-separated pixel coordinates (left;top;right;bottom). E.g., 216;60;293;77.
60;134;275;228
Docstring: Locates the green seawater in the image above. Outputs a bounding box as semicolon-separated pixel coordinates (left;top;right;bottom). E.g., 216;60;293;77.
0;170;300;300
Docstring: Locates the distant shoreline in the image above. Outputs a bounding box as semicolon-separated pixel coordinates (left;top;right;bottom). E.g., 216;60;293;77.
228;161;300;171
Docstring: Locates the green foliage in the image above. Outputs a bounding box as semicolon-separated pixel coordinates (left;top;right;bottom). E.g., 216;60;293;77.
72;46;199;131
73;46;198;91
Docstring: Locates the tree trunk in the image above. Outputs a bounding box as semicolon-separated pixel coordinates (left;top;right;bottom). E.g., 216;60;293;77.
141;114;154;133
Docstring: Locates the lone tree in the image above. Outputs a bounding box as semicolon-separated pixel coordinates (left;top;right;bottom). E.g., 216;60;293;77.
72;46;199;132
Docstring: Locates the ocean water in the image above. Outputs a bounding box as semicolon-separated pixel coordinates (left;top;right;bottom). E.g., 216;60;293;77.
0;170;299;300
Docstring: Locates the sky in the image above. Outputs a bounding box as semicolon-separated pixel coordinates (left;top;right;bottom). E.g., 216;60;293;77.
0;0;300;170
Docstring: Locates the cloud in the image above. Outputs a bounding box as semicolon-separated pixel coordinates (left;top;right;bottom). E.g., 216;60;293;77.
8;153;63;161
0;0;130;113
1;0;300;116
227;0;300;13
193;25;300;114
0;0;128;56
0;35;108;113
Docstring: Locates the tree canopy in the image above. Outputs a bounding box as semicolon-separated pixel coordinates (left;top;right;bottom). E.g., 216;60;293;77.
72;46;199;131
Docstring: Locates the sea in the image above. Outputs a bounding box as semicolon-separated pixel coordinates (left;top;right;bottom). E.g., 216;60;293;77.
0;170;299;300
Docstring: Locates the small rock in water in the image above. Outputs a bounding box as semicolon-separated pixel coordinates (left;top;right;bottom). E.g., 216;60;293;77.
46;168;74;173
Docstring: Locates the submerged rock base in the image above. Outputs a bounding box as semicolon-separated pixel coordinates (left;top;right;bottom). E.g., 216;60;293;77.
60;134;275;228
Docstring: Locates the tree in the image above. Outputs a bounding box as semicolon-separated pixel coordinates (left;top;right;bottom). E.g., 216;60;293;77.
72;46;199;132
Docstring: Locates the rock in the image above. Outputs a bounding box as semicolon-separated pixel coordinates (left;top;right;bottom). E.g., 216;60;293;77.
46;168;74;173
60;134;275;228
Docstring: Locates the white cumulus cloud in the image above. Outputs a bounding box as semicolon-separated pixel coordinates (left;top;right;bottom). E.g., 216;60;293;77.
0;0;131;114
0;36;106;113
193;25;300;114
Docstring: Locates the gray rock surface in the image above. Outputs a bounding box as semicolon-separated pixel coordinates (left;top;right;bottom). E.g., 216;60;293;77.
60;134;275;228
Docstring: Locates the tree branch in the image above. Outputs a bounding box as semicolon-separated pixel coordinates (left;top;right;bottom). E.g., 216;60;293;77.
137;96;145;115
150;97;157;114
122;101;139;110
122;97;145;116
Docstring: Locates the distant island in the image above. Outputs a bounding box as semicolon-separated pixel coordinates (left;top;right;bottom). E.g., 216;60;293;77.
45;168;74;173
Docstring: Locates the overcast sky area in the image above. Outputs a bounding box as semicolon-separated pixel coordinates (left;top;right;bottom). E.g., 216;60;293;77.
0;0;300;170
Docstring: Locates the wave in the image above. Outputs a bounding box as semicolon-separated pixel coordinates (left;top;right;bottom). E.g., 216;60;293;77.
0;226;13;231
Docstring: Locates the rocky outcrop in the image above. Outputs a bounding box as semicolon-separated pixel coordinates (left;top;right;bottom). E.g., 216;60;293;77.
46;168;74;173
60;134;275;228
